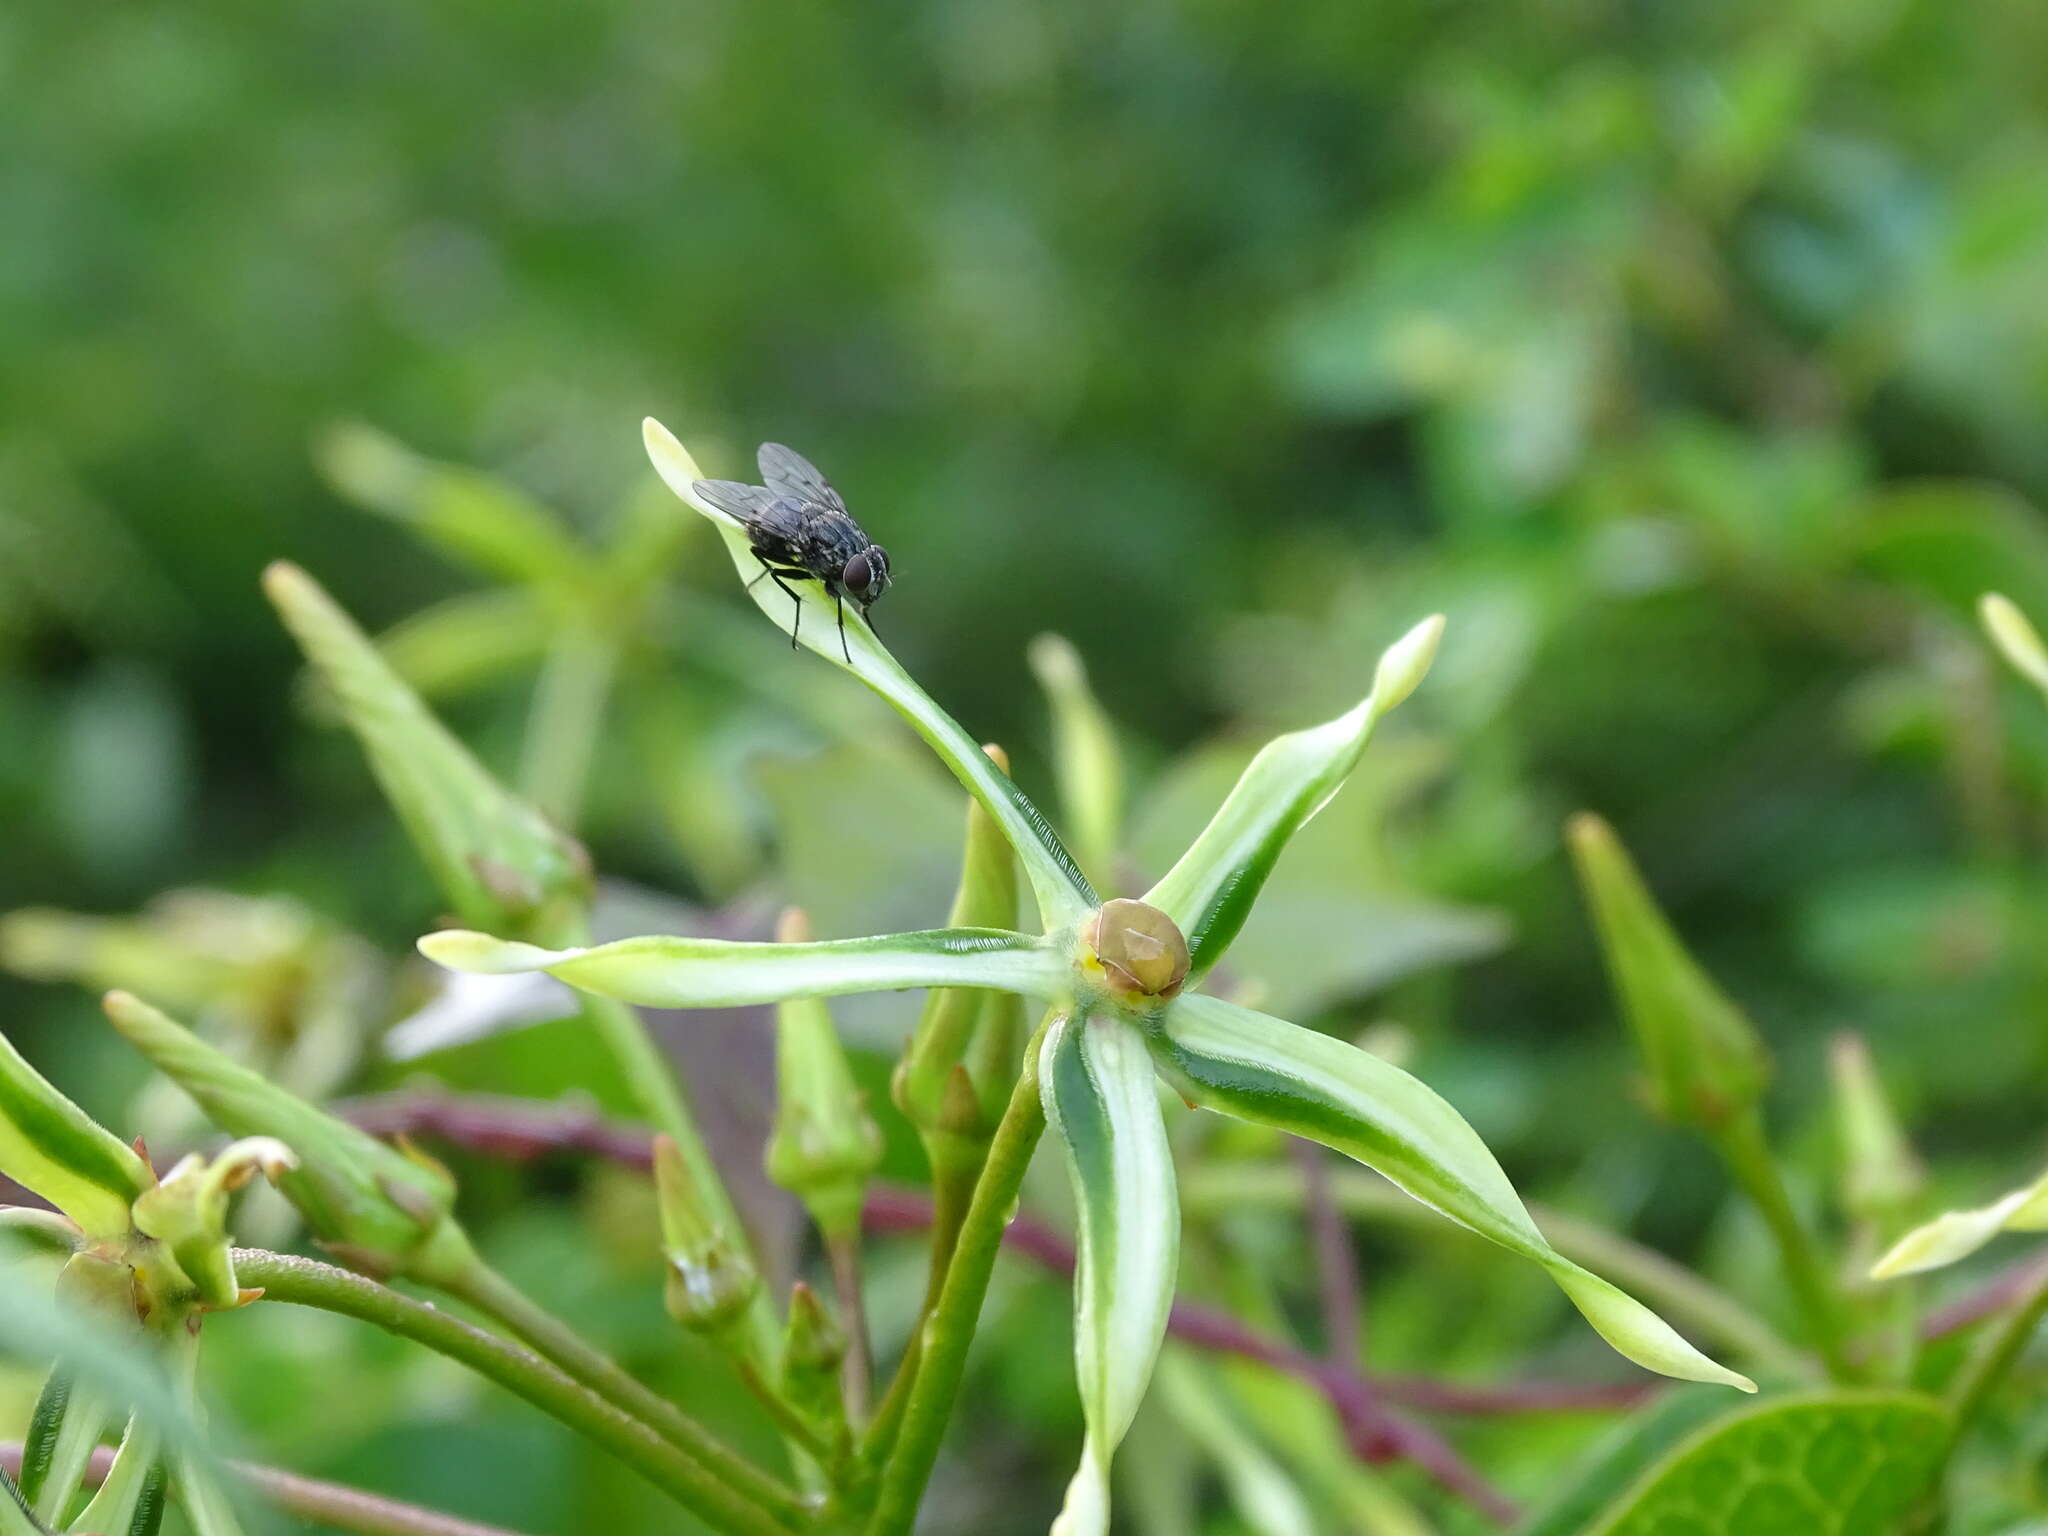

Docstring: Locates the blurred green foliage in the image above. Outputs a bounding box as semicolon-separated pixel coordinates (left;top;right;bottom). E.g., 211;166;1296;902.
8;0;2048;1530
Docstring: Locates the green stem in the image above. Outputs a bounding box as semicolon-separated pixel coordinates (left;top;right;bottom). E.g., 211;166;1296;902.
577;993;783;1366
1177;1163;1805;1374
865;1022;1051;1536
1945;1259;2048;1452
860;1156;980;1470
438;1256;802;1524
519;622;618;829
735;1361;835;1466
229;1250;795;1536
1709;1110;1852;1381
3;1443;533;1536
825;1234;873;1426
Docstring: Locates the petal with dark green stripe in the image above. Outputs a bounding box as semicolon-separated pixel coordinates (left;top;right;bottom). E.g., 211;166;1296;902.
421;925;1066;1009
1141;616;1442;980
645;419;1096;928
1146;994;1753;1392
0;1031;150;1240
1040;1012;1179;1536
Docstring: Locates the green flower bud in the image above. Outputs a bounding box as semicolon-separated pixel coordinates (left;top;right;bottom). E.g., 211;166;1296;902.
651;1134;758;1334
131;1138;297;1310
1828;1033;1924;1232
0;1027;150;1240
894;750;1023;1168
263;562;592;938
104;992;475;1284
765;910;884;1238
1085;899;1190;1001
1568;815;1770;1129
780;1281;849;1447
1027;639;1124;890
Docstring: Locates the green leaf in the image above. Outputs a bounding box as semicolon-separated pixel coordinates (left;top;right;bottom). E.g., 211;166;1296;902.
1567;813;1770;1128
1515;1386;1736;1536
103;992;474;1286
1141;615;1442;980
1872;1161;2048;1278
1040;1012;1179;1536
0;1028;149;1240
643;419;1096;929
1154;1352;1315;1536
419;925;1066;1009
364;587;552;704
1579;1391;1947;1535
263;562;592;939
1028;634;1125;893
314;419;594;590
1146;992;1755;1392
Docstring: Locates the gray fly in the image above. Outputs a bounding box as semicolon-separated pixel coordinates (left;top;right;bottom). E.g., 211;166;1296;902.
693;443;892;662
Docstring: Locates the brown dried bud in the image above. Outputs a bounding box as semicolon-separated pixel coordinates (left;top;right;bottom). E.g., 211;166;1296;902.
1087;899;1190;999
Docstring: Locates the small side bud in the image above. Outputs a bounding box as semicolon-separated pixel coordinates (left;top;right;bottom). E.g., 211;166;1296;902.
1829;1033;1924;1232
1567;815;1769;1128
1086;899;1190;1000
651;1135;758;1334
780;1280;851;1450
1371;614;1446;716
132;1138;299;1309
765;912;883;1239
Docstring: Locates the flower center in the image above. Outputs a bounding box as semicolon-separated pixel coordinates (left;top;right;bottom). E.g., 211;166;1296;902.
1085;899;1190;999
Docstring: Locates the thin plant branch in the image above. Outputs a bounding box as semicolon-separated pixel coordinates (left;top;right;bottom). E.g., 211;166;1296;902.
3;1442;528;1536
1944;1254;2048;1452
227;1250;798;1536
1293;1137;1365;1369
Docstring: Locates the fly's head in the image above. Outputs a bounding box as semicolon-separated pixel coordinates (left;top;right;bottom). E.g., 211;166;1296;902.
843;547;891;610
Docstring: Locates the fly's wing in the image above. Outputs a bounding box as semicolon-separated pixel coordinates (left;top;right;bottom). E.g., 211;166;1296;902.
758;443;848;516
692;479;808;542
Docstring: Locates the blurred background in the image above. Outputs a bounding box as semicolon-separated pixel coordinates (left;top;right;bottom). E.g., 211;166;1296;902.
6;0;2048;1531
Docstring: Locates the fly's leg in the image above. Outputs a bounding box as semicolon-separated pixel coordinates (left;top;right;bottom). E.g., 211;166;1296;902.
833;590;850;663
766;568;806;649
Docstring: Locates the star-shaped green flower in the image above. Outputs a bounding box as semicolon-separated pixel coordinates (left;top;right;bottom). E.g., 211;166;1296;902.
421;419;1753;1536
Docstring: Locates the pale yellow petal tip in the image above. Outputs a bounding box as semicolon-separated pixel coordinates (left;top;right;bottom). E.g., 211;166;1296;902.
1981;592;2048;687
1372;613;1446;714
641;417;706;495
415;930;568;975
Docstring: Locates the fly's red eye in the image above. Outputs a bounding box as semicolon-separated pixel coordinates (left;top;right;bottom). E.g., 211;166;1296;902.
843;553;872;592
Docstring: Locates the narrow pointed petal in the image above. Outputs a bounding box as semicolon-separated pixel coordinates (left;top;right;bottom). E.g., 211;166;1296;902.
1040;1012;1179;1536
1873;1163;2048;1278
421;924;1065;1008
1028;634;1125;892
644;418;1095;928
1146;993;1754;1392
1982;592;2048;697
1142;615;1442;979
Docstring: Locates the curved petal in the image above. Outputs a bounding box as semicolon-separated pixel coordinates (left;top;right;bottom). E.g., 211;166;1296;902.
420;925;1065;1009
1146;993;1754;1393
1040;1012;1179;1536
1142;616;1442;980
645;419;1095;929
1873;1163;2048;1278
